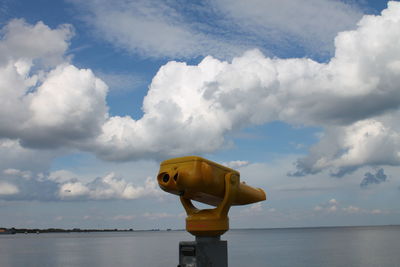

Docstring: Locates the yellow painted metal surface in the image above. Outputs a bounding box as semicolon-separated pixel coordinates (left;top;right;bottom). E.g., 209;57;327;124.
157;156;266;236
157;156;266;206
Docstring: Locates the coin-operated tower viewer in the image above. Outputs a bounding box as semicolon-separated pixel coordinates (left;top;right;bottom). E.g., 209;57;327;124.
157;156;266;267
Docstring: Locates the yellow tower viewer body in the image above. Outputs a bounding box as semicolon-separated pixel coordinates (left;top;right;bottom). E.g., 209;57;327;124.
157;156;266;236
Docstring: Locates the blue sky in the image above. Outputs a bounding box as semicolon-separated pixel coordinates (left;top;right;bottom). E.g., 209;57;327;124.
0;0;399;230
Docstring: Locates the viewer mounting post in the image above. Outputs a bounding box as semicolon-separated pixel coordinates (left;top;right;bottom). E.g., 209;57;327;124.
157;156;266;267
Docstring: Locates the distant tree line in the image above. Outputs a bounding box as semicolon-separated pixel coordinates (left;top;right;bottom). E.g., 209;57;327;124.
0;227;135;234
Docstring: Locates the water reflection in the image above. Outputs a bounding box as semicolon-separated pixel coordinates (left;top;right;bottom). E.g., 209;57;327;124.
0;226;399;267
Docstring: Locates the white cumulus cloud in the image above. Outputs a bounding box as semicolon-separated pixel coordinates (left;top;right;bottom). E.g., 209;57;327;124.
223;160;250;169
0;19;73;66
2;2;400;179
0;139;55;173
314;198;338;212
91;2;400;176
59;174;162;200
0;181;19;195
0;167;162;201
0;19;108;150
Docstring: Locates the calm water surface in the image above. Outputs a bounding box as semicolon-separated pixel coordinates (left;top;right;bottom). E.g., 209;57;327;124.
0;226;399;267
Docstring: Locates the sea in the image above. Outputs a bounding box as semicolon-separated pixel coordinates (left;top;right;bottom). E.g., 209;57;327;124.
0;225;399;267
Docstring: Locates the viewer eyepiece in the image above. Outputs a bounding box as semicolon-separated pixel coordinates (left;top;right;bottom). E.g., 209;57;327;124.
162;173;170;183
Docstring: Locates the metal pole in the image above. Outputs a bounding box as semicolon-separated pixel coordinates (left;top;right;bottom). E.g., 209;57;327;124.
178;236;228;267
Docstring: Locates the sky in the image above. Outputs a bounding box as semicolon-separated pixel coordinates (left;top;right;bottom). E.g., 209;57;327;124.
0;0;399;230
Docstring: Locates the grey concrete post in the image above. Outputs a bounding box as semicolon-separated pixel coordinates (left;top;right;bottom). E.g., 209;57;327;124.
178;236;228;267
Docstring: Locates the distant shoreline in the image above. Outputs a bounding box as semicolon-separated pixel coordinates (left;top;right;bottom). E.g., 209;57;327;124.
232;224;400;231
1;224;399;235
0;228;141;234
